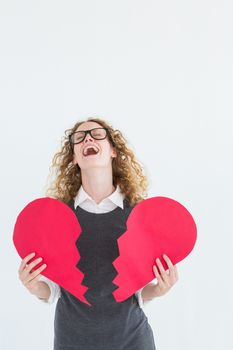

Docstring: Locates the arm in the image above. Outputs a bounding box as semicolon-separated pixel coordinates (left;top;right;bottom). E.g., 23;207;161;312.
141;283;157;302
36;275;61;304
35;281;51;300
135;287;153;307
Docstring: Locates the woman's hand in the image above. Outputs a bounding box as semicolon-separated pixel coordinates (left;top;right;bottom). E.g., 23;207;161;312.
18;252;47;296
152;254;179;297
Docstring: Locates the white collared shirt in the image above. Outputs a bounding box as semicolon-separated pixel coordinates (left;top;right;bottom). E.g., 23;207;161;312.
74;184;125;212
38;185;148;308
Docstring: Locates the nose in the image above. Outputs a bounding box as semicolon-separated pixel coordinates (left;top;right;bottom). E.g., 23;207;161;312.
84;132;94;143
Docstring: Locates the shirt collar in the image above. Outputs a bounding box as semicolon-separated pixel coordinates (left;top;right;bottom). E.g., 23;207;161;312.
74;184;125;210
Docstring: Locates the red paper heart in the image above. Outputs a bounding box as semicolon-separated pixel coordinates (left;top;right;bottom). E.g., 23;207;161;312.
13;196;197;305
13;198;91;305
112;196;197;302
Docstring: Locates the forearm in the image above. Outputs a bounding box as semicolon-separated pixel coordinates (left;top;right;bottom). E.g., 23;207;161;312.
32;281;51;301
141;283;156;302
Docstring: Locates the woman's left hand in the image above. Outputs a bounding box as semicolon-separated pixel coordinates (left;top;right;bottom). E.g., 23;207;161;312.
152;254;179;297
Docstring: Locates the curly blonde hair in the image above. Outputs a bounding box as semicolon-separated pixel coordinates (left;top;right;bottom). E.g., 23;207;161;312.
44;117;149;207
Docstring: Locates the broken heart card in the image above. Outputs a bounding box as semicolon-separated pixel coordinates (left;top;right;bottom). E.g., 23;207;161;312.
13;196;197;304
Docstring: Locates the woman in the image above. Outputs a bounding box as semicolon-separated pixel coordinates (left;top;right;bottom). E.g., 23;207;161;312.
18;117;178;350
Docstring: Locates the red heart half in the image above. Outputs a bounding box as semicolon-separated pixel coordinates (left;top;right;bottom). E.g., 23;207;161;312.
13;197;91;305
112;196;197;302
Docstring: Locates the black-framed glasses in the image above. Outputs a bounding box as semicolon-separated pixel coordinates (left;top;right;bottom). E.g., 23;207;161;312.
69;127;110;145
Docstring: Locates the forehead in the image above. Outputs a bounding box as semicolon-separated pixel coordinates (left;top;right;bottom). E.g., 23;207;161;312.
76;121;102;132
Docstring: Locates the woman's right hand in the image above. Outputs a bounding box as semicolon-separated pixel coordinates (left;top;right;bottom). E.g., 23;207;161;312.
18;252;47;296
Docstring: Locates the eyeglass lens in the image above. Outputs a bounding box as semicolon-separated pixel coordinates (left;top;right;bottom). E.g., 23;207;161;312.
71;128;107;144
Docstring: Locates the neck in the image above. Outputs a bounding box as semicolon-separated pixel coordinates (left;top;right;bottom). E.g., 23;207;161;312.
81;167;115;204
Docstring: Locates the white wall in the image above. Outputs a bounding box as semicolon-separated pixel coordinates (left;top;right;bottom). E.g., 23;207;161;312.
1;1;232;349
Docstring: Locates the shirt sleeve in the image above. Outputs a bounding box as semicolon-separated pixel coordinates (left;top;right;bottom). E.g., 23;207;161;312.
37;275;61;304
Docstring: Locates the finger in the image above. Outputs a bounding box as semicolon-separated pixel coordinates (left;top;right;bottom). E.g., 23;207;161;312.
163;254;179;279
28;257;43;272
153;264;165;287
24;264;47;285
18;252;36;274
163;254;179;284
155;258;170;283
162;254;174;270
163;254;176;278
20;257;43;281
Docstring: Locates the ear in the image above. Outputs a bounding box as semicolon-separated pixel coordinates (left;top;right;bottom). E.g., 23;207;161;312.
111;147;117;158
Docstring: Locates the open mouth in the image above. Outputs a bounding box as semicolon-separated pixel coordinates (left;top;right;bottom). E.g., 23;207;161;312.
83;146;100;157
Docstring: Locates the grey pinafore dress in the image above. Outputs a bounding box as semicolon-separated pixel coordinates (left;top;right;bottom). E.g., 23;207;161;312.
53;198;156;350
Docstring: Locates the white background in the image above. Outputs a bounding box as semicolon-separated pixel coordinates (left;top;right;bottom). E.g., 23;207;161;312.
1;1;232;349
